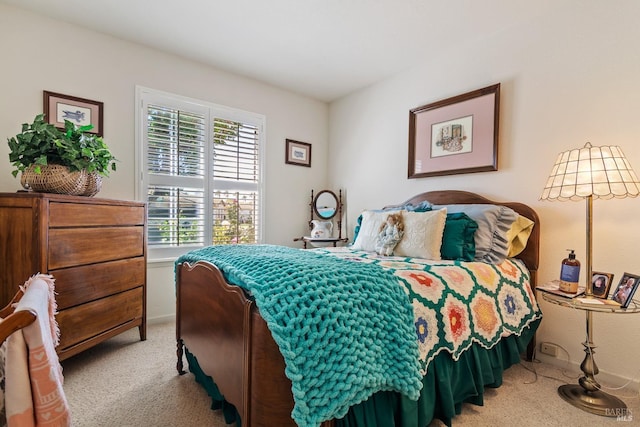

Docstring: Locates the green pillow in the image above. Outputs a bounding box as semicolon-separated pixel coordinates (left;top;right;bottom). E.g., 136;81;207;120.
441;213;478;261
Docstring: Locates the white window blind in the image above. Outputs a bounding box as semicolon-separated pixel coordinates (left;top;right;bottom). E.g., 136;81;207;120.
212;118;260;245
137;87;264;260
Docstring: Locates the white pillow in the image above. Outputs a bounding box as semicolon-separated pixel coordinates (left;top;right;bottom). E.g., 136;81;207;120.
351;210;401;251
394;209;447;260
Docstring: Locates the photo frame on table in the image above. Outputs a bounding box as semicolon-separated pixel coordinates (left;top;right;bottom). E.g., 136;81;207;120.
591;271;614;299
408;83;500;179
43;91;104;136
611;272;640;308
285;139;312;167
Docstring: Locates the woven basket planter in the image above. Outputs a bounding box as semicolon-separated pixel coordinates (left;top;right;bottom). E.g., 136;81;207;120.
21;164;102;197
81;172;102;197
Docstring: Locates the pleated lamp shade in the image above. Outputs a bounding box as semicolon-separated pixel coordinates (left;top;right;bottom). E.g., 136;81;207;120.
540;142;640;202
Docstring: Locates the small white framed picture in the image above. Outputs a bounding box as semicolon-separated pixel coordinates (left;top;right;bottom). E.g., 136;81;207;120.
285;139;312;167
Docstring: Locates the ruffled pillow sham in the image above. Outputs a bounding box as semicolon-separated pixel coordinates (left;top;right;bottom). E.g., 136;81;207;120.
431;204;518;264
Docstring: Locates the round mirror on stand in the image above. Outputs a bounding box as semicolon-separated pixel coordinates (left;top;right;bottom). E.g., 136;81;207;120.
294;189;347;248
313;190;339;220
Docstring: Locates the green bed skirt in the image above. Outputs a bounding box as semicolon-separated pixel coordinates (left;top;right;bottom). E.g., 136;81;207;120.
185;318;539;427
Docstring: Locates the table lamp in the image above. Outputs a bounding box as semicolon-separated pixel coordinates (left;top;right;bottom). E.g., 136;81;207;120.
540;142;640;415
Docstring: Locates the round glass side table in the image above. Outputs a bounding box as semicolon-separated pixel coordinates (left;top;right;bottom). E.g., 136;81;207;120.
540;291;640;417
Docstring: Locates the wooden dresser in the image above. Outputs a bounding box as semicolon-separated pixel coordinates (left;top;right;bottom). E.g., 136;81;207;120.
0;192;146;360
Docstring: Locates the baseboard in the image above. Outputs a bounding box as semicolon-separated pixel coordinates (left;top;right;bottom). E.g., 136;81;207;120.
535;353;640;392
148;314;176;325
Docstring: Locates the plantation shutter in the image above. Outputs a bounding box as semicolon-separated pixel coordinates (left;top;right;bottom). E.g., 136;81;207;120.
146;105;207;248
138;87;264;259
212;119;260;245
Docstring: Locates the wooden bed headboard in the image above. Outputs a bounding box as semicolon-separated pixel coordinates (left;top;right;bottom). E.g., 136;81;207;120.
385;190;540;285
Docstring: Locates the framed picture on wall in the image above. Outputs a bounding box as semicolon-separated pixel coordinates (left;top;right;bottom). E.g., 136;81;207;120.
408;84;500;178
43;90;104;136
285;139;312;167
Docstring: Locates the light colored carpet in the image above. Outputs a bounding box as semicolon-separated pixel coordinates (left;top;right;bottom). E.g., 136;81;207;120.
61;320;227;427
61;320;639;426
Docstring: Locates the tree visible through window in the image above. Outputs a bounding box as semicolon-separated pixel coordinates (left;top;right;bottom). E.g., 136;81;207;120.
137;88;264;259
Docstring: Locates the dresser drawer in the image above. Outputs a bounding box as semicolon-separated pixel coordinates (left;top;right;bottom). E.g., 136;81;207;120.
49;202;144;227
48;226;144;269
53;257;145;309
56;287;144;350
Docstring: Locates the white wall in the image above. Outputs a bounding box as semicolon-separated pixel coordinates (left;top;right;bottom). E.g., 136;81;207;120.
3;0;640;388
329;2;640;385
0;5;329;321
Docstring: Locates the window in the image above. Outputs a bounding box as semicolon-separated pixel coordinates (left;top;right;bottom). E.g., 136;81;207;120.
136;87;264;260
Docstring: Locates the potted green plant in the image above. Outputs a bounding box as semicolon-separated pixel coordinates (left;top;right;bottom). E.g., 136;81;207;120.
7;113;117;196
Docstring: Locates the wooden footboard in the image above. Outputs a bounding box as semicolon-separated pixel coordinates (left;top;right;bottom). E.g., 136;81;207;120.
176;260;335;427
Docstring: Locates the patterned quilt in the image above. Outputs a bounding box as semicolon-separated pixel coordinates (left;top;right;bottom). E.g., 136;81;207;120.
312;247;542;375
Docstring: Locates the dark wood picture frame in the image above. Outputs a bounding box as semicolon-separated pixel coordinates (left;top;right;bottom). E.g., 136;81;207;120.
408;84;500;178
591;271;614;299
285;139;312;167
43;90;104;136
611;272;640;308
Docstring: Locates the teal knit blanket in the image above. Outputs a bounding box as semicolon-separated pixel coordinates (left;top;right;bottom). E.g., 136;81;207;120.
177;244;422;427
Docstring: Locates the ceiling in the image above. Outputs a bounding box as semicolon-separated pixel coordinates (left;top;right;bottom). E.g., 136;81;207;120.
2;0;568;102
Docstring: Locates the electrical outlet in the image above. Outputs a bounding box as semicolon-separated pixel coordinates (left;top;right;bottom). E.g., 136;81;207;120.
540;342;558;357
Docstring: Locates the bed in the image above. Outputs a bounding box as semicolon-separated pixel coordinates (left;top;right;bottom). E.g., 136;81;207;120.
175;190;542;427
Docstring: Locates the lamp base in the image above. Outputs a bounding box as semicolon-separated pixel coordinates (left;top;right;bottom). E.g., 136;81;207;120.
558;384;626;417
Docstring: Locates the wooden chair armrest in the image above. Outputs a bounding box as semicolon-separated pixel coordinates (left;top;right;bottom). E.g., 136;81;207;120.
0;308;36;344
0;288;25;318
